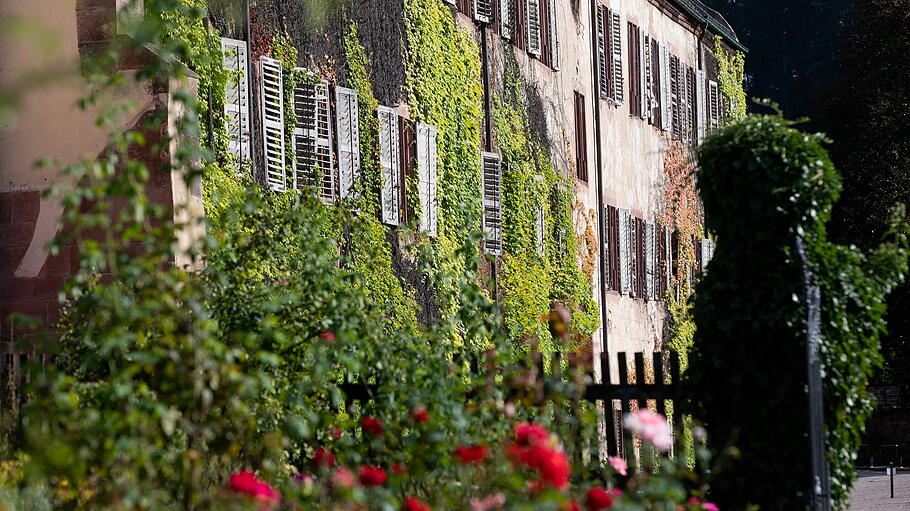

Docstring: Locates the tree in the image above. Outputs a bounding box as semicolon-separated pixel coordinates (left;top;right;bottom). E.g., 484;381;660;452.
817;0;910;384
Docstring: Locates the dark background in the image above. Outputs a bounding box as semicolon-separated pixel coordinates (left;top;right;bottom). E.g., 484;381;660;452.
704;0;910;385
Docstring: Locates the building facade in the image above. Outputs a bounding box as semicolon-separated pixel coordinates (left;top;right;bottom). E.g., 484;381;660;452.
0;0;740;381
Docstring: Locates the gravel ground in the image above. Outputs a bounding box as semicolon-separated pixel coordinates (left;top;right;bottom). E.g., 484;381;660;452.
849;471;910;510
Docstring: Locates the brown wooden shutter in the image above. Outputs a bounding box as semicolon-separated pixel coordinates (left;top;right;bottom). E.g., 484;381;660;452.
637;218;646;298
574;91;588;181
602;6;614;100
514;0;526;51
604;205;621;291
628;22;640;118
398;117;415;224
651;38;661;128
539;0;550;66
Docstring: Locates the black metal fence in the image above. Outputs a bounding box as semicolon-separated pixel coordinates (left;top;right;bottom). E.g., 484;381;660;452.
343;349;681;461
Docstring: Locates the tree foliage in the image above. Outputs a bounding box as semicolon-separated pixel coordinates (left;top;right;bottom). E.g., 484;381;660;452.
684;114;907;509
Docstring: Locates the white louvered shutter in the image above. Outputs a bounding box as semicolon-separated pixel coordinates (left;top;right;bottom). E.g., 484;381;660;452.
696;70;707;142
474;0;492;23
293;77;334;201
500;0;512;39
659;45;670;131
221;38;251;167
527;0;541;56
596;6;609;99
536;204;546;257
416;123;438;237
644;35;653;123
259;56;286;191
708;80;720;129
482;152;503;256
378;106;401;226
645;221;655;300
335;87;361;200
639;33;648;120
702;238;715;271
609;10;623;104
618;209;632;295
548;0;559;70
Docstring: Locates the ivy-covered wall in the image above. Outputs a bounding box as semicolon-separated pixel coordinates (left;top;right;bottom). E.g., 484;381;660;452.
185;0;598;349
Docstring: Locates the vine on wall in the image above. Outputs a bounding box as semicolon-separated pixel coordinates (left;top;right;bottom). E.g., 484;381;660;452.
714;36;747;122
493;58;599;355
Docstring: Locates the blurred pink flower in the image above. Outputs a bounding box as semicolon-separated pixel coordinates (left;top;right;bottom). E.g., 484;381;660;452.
608;456;627;476
332;467;356;488
470;492;506;511
624;409;672;452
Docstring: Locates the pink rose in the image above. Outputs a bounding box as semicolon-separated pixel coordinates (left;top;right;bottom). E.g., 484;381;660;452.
608;456;627;476
623;409;673;452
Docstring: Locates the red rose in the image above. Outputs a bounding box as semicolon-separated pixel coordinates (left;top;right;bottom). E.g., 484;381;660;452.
361;416;383;437
402;496;432;511
318;331;336;342
585;487;614;510
228;471;280;502
314;448;335;468
359;466;387;486
515;422;550;446
563;501;581;511
454;444;488;464
391;463;407;475
332;427;342;440
412;408;429;423
534;446;570;489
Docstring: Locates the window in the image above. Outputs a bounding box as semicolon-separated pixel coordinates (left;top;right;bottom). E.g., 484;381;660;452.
609;9;624;105
500;0;513;39
658;224;670;296
618;208;632;296
293;76;334;200
474;0;493;23
634;217;645;299
696;69;707;142
546;0;559;69
659;44;671;131
259;56;286;191
641;34;651;122
221;37;251;167
669;54;680;140
650;38;661;127
574;91;588;181
482;152;503;256
603;205;620;291
645;221;657;300
415;123;438;237
378;106;401;226
526;0;542;56
701;238;715;273
708;80;720;130
335;86;361;200
596;5;610;99
627;22;640;118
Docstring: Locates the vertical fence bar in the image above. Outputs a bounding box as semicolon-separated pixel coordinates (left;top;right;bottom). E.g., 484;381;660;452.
617;352;630;459
599;351;617;457
654;351;666;416
634;352;645;409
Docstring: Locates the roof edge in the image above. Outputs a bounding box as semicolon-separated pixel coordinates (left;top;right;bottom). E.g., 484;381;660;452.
668;0;748;54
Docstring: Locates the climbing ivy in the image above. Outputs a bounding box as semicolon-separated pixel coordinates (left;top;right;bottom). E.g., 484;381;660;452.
714;36;747;122
493;58;598;355
402;0;488;339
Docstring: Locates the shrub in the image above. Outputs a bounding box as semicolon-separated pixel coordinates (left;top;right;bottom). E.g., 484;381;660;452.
686;113;908;509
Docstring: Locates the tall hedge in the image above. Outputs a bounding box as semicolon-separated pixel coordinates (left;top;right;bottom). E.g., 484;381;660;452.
683;115;907;509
